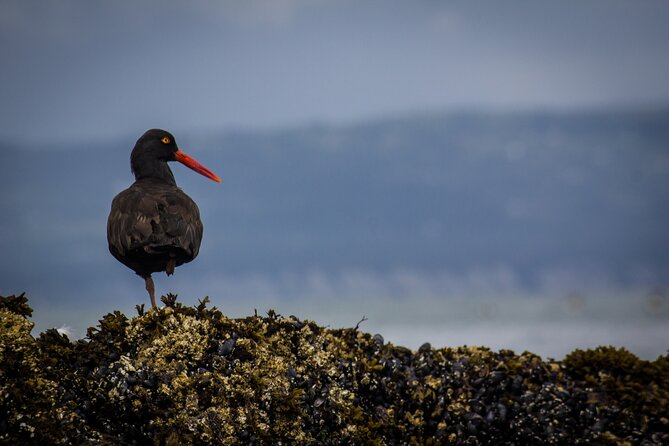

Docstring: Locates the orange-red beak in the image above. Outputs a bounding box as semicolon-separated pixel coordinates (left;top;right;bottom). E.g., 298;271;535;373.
174;150;221;183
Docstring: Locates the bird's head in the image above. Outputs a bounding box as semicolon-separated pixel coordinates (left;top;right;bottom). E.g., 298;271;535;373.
131;129;221;183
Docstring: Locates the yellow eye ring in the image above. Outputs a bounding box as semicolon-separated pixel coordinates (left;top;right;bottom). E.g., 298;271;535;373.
161;137;171;144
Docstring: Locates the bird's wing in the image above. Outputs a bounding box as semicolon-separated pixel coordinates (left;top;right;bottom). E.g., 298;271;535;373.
107;182;203;258
158;186;204;258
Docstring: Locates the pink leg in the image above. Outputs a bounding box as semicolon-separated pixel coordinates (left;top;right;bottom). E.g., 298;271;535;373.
144;275;157;308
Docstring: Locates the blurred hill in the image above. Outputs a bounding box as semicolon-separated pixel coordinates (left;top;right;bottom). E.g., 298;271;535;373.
2;109;668;287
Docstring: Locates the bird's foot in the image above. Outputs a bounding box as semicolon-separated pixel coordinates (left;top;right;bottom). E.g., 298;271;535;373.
166;257;176;276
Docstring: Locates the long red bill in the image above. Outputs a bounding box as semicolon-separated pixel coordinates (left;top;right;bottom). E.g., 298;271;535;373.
174;150;221;183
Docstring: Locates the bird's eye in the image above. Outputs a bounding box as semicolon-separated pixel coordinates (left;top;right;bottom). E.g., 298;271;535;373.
161;137;171;144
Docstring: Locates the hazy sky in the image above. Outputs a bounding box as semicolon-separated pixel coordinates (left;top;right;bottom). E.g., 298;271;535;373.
1;0;669;143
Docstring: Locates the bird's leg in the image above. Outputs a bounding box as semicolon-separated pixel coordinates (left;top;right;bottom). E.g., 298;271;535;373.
166;256;176;276
144;275;157;309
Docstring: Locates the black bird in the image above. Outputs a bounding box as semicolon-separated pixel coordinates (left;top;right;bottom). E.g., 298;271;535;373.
107;129;221;308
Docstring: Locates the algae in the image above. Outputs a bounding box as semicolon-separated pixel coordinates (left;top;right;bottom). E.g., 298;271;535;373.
1;293;667;445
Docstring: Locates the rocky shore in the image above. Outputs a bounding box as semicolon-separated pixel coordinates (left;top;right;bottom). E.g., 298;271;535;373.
1;293;667;445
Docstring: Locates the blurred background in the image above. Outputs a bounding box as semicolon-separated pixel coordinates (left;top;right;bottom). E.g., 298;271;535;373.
1;0;668;359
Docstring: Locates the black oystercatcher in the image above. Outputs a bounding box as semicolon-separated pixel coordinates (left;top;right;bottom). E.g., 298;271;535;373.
107;129;221;308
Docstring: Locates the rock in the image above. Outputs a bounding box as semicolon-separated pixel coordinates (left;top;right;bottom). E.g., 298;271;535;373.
1;293;668;445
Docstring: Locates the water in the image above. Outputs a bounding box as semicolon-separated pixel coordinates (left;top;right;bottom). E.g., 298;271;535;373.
28;271;669;360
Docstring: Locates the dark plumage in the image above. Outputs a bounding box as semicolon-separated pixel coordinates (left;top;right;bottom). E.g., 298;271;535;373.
107;129;220;308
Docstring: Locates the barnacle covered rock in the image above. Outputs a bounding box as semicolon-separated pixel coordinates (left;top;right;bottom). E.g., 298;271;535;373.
1;293;668;445
0;294;84;444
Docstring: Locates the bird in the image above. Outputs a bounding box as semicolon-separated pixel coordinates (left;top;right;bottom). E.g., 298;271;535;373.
107;129;221;308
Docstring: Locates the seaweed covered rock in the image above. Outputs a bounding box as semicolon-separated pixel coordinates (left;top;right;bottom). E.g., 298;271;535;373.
0;294;84;444
1;293;668;445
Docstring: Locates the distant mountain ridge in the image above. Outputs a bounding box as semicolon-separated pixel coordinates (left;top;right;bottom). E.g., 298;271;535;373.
1;109;668;304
